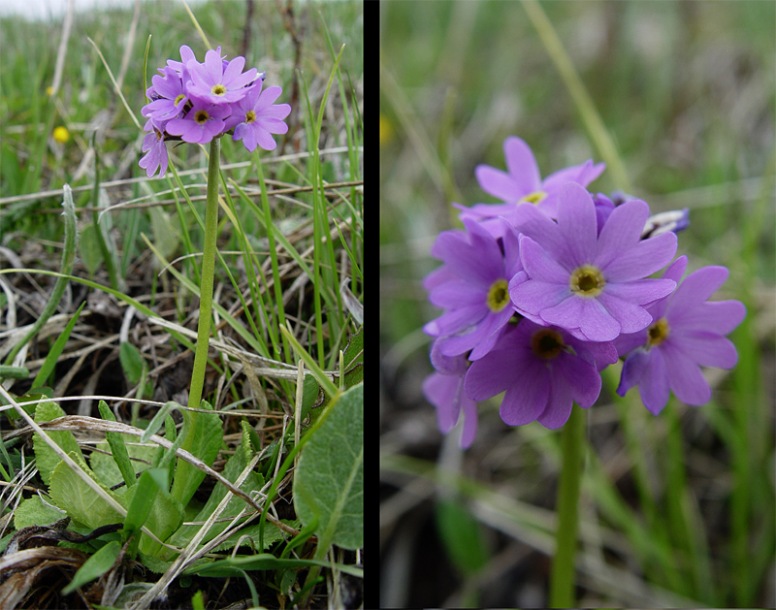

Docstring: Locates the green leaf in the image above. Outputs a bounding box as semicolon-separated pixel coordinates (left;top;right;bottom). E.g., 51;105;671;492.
49;459;124;530
90;434;160;490
149;206;180;261
293;383;363;550
435;499;489;575
33;401;84;487
125;468;184;557
338;326;363;389
169;400;222;507
210;521;288;553
61;540;121;595
79;223;104;275
97;400;137;489
13;495;67;529
183;553;363;579
32;302;86;389
171;422;264;549
119;341;146;386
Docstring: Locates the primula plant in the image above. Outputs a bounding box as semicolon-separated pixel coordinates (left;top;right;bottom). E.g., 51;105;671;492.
422;135;745;605
1;30;362;609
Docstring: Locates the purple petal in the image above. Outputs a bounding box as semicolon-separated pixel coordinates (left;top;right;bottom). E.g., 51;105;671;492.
596;292;653;334
465;349;519;400
423;304;484;337
223;55;245;82
603;278;676;306
661;255;688;284
260;104;292;120
662;343;712;405
536;295;585;333
460;395;479;448
617;349;647;398
666;266;729;312
499;361;550;425
428;279;484;308
556;353;601;408
638;348;671;414
543;159;606;190
423;373;461;433
669;300;746;334
256;85;283;109
576;297;621;341
595;199;649;269
602;230;677;282
554;183;598;266
537;381;574;428
439;311;503;358
510;278;570;317
670;333;738;369
503;136;542;194
519;233;570;283
614;329;648;359
468;309;515;360
475;166;521;202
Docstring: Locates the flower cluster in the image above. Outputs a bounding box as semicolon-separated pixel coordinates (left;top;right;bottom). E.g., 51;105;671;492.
423;136;745;447
139;45;292;177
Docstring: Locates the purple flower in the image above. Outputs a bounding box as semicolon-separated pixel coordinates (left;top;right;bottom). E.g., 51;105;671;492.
165;99;232;144
509;182;678;342
225;81;291;152
459;136;606;233
423;218;523;360
616;256;745;413
423;342;478;448
138;119;169;177
186;47;259;105
464;321;617;429
142;67;189;121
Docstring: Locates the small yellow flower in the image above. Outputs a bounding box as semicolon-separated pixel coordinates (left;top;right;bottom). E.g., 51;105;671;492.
379;114;394;146
46;86;55;96
53;126;70;144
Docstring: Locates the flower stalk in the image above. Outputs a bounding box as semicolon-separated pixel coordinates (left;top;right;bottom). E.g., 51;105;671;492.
549;404;584;607
188;137;221;409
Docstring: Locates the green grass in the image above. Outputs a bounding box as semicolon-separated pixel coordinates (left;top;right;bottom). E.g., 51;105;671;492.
0;0;362;607
379;1;774;607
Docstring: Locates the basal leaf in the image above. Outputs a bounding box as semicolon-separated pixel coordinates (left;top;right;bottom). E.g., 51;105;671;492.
169;400;222;507
61;540;121;595
13;495;67;529
33;401;84;487
293;383;363;550
49;459;124;530
172;421;264;549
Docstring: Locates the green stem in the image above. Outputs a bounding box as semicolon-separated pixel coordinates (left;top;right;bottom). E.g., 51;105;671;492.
549;405;584;607
188;138;221;410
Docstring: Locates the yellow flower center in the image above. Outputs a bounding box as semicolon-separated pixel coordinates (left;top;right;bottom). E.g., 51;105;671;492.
174;93;186;106
245;110;256;124
519;191;547;205
195;110;210;124
570;264;605;297
647;317;670;347
486;279;510;312
531;328;566;360
211;84;227;96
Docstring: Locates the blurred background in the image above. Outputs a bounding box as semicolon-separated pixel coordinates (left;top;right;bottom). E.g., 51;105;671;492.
379;1;774;607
